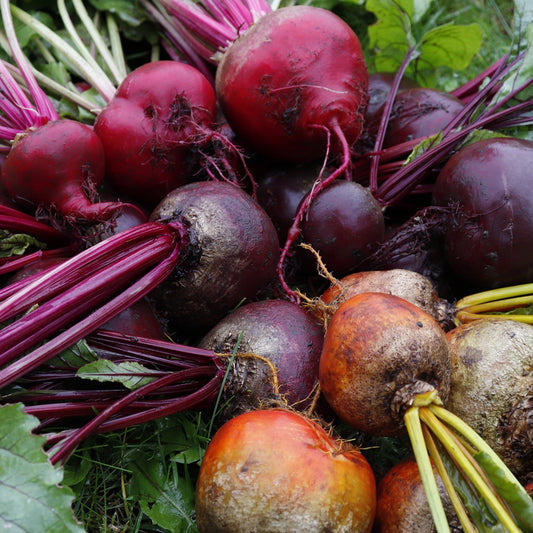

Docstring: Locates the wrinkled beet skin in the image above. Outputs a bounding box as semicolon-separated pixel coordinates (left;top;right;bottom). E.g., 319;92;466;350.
94;61;217;209
433;137;533;288
301;180;385;275
149;181;280;336
199;299;324;417
216;6;368;163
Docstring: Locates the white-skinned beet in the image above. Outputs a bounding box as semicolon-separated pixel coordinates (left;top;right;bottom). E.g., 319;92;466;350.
149;180;280;336
445;318;533;483
319;292;451;436
198;299;324;418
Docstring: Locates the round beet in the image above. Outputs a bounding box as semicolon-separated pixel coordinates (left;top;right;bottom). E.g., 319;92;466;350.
94;61;217;209
199;299;324;418
371;87;464;148
300;180;385;275
1;119;120;221
195;408;377;533
433;137;533;288
215;6;368;163
256;162;320;241
149;181;279;335
364;72;419;125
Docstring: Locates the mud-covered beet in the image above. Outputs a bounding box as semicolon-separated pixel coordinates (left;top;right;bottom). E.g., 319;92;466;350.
319;292;451;436
198;299;324;418
433;137;533;289
195;408;377;533
148;181;279;337
300;180;385;275
319;269;453;330
445;318;533;483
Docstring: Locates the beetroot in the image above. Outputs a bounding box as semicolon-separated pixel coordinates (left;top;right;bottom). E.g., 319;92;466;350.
1;118;125;223
214;6;368;164
432;136;533;289
149;181;280;336
376;87;465;148
93;60;218;209
300;180;385;275
364;72;419;126
198;299;324;418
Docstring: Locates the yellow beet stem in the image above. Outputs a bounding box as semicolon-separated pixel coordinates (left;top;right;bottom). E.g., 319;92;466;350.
455;282;533;309
420;406;522;533
404;406;450;533
422;425;477;533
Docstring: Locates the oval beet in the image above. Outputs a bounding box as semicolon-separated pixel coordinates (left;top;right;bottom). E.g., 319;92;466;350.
433;136;533;288
199;299;324;418
149;181;280;336
300;180;385;275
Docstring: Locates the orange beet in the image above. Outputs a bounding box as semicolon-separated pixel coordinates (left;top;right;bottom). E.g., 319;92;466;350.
319;292;451;436
195;408;376;532
374;457;457;532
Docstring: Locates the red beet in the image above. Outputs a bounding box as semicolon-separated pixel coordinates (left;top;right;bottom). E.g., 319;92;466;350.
215;6;368;164
300;179;385;275
94;61;218;209
1;119;122;222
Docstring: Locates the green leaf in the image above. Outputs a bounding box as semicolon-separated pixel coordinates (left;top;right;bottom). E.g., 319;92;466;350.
0;231;47;258
87;0;149;27
128;451;197;533
76;359;159;390
48;339;98;369
0;404;86;533
417;23;483;71
366;0;414;72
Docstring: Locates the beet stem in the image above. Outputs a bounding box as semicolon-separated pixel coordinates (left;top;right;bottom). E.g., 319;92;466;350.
49;365;223;464
0;241;180;389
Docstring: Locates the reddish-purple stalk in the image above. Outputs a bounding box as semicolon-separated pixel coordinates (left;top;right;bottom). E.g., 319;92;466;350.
3;330;225;464
0;2;57;143
0;222;186;389
361;50;533;207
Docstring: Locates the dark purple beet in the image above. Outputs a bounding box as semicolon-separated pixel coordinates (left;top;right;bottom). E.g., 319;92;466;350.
364;72;419;125
198;298;324;418
300;179;385;275
149;181;280;336
432;136;533;289
256;162;321;241
378;87;465;148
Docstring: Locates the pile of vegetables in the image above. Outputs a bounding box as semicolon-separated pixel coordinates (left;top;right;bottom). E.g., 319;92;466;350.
1;0;533;531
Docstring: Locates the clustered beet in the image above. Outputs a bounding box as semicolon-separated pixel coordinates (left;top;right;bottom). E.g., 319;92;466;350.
2;1;533;531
